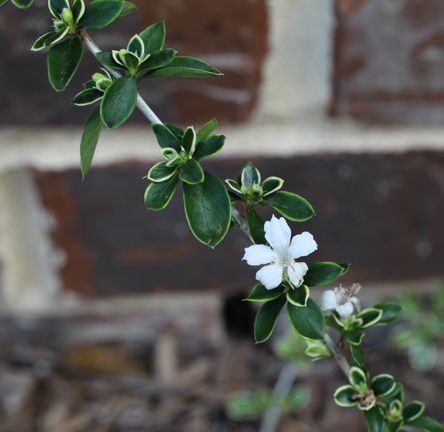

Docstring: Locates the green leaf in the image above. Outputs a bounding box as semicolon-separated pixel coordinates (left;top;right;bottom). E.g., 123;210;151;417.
403;401;425;422
72;88;103;105
407;339;437;373
344;329;365;345
161;148;182;166
0;0;9;6
241;162;261;187
80;106;102;179
95;77;113;92
72;0;85;22
303;262;349;287
193;134;225;161
261;191;315;221
165;123;184;137
31;31;64;51
305;340;331;359
286;285;309;307
181;127;197;154
245;284;285;302
246;207;266;244
145;56;222;78
357;308;383;329
183;171;231;248
387;421;403;432
228;191;242;205
225;389;271;421
325;314;343;331
286;298;325;341
48;35;84;91
139;21;166;55
119;1;136;16
118;51;139;71
349;366;368;391
226;179;242;194
144;172;180;211
139;48;176;71
11;0;33;8
147;161;177;182
152;124;182;152
371;374;396;397
262;177;284;196
406;416;444;432
254;295;287;343
95;52;126;69
373;302;402;325
83;79;96;89
333;385;358;407
179;159;204;185
49;0;69;17
350;345;366;367
196;118;218;142
61;8;75;26
100;75;137;128
384;382;405;406
127;34;144;56
78;0;123;29
281;385;310;413
363;406;385;432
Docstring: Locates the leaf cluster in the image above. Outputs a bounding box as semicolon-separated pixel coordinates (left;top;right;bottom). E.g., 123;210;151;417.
325;302;401;346
31;0;134;91
246;262;350;343
227;162;315;246
70;22;222;178
143;119;230;248
362;381;443;432
75;21;221;127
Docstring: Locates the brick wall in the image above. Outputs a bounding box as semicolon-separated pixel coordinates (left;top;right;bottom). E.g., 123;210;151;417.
1;0;444;319
0;0;267;126
332;0;444;124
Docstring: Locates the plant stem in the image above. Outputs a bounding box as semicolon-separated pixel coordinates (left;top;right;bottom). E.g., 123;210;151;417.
80;30;163;125
259;363;298;432
231;206;250;238
325;332;351;377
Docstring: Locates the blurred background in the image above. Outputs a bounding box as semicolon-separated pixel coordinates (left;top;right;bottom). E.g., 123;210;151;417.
0;0;444;430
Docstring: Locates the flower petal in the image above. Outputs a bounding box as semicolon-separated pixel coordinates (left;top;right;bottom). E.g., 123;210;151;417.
350;296;361;312
264;215;291;251
242;245;277;266
256;264;283;290
334;287;348;305
287;262;308;287
336;302;355;317
321;290;337;311
289;231;317;259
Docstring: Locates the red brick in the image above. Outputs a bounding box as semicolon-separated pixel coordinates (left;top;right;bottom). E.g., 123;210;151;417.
332;0;444;124
336;0;368;16
33;151;444;299
0;0;267;126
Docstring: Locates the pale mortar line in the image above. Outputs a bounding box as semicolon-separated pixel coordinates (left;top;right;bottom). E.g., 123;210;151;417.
2;121;444;174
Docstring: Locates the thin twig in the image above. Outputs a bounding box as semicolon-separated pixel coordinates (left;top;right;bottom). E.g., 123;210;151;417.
259;363;298;432
80;30;163;125
80;30;255;242
231;206;250;238
324;332;351;377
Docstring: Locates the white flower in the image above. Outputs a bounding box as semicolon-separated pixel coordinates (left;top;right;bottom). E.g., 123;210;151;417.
242;215;317;290
321;284;361;317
